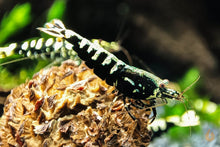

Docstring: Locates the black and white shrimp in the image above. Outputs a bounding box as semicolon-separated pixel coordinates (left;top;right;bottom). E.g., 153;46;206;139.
36;19;190;122
0;36;126;67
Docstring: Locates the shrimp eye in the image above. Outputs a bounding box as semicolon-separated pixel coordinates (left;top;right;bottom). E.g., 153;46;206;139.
159;79;169;88
159;83;165;88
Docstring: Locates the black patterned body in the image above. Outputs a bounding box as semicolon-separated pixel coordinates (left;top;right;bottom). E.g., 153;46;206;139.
37;19;184;121
66;35;161;100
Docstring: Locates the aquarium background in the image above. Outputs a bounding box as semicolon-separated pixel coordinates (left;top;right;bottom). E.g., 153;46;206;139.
0;0;220;146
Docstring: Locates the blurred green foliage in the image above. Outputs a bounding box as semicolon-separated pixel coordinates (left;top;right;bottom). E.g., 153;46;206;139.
159;67;220;141
47;0;66;21
0;0;66;90
179;68;220;126
0;3;31;45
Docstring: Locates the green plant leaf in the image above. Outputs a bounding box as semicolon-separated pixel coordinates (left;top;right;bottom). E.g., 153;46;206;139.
0;3;32;45
47;0;66;21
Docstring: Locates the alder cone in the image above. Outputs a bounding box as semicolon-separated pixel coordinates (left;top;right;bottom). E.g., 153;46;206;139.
0;60;151;147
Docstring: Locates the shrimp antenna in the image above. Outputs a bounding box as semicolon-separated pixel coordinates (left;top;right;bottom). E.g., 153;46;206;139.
179;75;200;136
180;75;200;98
0;57;30;66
